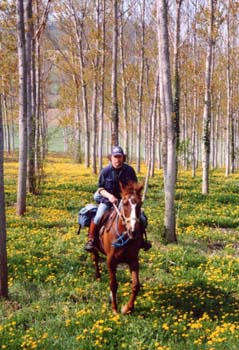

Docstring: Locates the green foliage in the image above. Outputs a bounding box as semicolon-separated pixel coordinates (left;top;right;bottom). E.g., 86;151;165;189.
1;157;239;350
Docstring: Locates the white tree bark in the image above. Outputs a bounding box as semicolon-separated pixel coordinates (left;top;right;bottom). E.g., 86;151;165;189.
157;0;177;243
98;0;106;171
26;0;36;194
136;0;145;173
90;0;100;174
71;0;90;167
202;0;215;194
111;0;119;147
0;94;8;298
225;0;234;175
16;0;28;216
120;0;129;156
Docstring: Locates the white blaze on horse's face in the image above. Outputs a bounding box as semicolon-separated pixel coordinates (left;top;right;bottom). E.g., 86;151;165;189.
129;197;137;233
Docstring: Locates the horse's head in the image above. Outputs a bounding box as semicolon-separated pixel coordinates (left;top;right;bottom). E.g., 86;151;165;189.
119;181;144;238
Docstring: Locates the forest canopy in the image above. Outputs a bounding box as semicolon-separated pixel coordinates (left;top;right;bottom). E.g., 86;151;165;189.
1;0;239;174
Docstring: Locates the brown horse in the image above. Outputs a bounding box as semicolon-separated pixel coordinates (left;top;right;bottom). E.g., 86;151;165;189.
92;181;144;314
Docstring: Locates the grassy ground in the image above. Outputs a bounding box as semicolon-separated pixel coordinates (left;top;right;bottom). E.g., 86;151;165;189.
1;154;239;350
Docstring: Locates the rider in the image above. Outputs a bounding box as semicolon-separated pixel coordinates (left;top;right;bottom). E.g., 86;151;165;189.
84;146;152;252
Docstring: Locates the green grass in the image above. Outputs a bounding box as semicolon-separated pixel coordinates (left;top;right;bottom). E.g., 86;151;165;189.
1;156;239;350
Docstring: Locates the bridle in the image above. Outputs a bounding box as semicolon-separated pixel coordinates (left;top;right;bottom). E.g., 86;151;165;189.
111;196;141;247
113;198;140;227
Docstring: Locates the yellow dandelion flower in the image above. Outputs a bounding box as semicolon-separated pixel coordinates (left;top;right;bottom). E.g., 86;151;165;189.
162;323;169;331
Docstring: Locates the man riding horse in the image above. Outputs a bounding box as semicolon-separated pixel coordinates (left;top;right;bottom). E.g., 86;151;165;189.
84;146;152;253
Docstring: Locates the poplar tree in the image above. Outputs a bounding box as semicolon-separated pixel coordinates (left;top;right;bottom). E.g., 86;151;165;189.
0;94;8;298
111;0;119;147
157;0;177;243
16;0;28;216
202;0;215;194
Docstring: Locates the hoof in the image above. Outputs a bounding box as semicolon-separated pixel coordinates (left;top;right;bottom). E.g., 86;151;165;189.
121;304;133;315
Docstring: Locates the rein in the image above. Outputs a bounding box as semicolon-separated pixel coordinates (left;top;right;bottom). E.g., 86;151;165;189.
111;200;140;248
112;202;125;223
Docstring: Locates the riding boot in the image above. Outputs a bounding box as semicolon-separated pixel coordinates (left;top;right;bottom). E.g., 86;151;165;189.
141;239;152;251
84;221;98;252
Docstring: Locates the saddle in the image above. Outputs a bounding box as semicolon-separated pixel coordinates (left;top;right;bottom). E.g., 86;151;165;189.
98;208;116;235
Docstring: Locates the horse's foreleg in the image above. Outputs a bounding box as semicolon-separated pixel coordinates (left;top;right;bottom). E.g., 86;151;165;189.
92;251;101;279
121;261;140;315
107;258;118;313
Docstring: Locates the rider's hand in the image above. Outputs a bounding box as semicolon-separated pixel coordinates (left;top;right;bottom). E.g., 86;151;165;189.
108;194;118;204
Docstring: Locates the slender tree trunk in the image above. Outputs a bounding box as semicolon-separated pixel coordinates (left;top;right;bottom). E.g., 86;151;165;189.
150;73;159;177
0;94;8;298
79;42;89;167
157;0;177;243
98;0;106;171
129;107;134;162
156;107;162;169
191;112;197;177
225;0;233;175
71;1;90;167
214;93;220;169
120;0;129;156
34;0;43;189
159;59;167;182
2;96;11;153
26;0;36;194
90;0;100;174
32;13;37;166
192;22;198;177
71;33;82;163
191;75;198;177
35;33;42;187
210;94;215;169
142;160;151;202
173;0;183;180
111;0;119;147
202;0;215;194
182;93;188;168
16;0;28;216
10;96;15;151
143;73;159;200
136;0;145;173
32;0;51;188
73;78;82;163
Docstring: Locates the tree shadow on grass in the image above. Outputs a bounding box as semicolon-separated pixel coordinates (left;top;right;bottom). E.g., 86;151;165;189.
137;279;239;323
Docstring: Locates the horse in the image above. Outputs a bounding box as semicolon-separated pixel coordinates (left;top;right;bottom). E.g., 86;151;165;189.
91;181;144;314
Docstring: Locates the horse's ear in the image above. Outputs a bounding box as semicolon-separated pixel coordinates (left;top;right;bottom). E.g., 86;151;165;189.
137;181;144;194
120;181;133;193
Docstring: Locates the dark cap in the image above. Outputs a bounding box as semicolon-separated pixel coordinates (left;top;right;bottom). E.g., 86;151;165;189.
111;146;124;156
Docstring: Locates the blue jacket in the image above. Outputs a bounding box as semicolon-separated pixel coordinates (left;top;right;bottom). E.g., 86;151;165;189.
96;163;137;204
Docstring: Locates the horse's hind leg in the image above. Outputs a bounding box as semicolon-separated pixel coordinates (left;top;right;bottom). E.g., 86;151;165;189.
92;251;101;279
121;260;140;314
